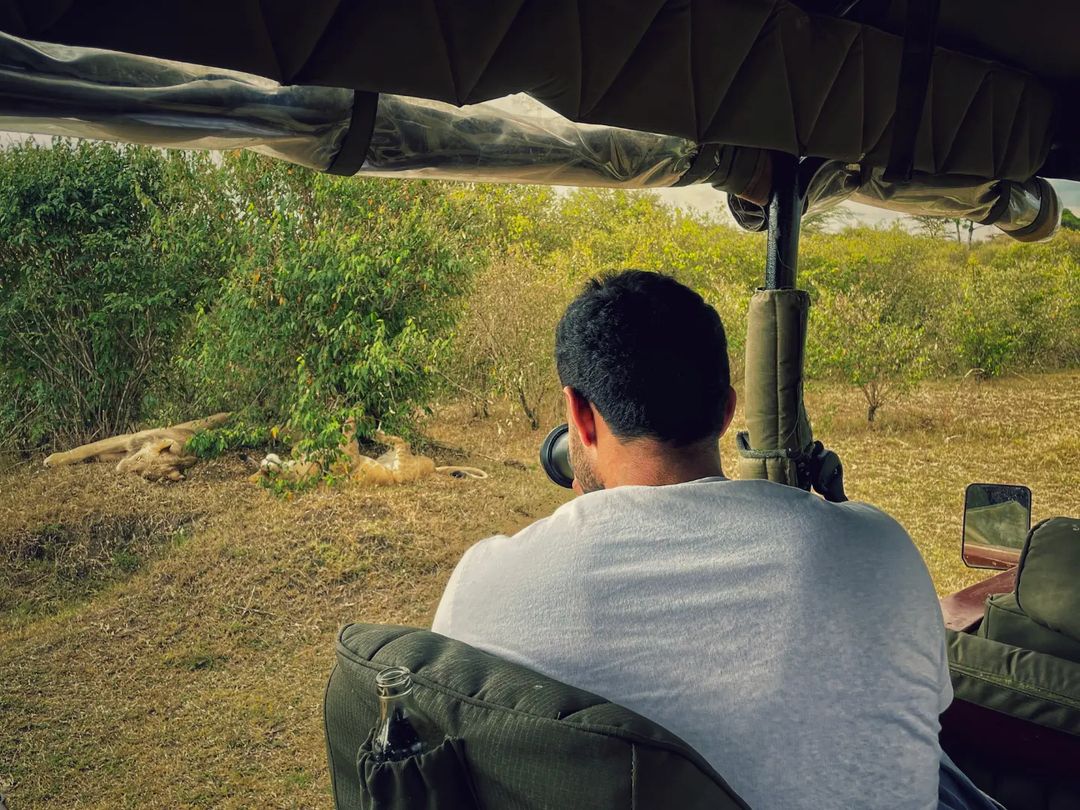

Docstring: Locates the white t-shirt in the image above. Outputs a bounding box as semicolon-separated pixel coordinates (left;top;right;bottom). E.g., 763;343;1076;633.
433;477;952;809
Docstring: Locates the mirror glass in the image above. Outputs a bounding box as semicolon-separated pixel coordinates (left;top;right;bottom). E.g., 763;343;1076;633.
963;483;1032;569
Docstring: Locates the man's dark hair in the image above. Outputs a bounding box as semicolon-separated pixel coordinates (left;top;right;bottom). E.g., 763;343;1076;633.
555;270;730;446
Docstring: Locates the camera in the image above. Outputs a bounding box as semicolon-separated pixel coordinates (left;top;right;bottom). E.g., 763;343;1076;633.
539;423;573;488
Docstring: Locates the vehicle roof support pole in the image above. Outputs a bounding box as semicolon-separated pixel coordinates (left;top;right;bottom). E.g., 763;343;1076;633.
735;154;847;501
764;154;800;290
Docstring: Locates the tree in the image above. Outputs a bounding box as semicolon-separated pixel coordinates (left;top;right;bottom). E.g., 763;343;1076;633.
807;289;929;422
802;204;856;234
448;251;568;428
177;153;480;463
0;140;223;449
910;215;951;240
1061;208;1080;231
946;232;1080;377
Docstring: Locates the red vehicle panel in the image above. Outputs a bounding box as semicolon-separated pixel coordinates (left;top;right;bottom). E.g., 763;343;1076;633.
939;569;1016;632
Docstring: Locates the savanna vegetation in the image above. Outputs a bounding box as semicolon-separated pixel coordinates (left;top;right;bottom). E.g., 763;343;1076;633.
2;140;1077;455
0;140;1078;807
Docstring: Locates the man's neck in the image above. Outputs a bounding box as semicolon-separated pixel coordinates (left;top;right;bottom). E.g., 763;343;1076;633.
601;438;724;488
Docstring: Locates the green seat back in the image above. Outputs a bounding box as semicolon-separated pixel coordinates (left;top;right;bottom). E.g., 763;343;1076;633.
979;518;1080;663
1016;518;1080;641
324;623;748;810
979;593;1080;664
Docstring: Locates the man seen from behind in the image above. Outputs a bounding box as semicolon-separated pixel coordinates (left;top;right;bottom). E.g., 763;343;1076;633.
433;270;957;809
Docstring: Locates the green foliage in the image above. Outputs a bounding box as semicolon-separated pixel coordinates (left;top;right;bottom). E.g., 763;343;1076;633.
451;251;570;427
177;153;477;463
1061;209;1080;231
0;141;1075;449
443;192;1078;425
799;227;940;419
0;144;479;458
807;288;929;421
0;140;223;449
440;188;764;425
185;424;276;459
946;233;1080;377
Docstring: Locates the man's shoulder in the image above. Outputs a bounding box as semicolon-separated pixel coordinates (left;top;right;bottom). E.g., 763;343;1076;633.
453;507;576;572
484;479;911;538
456;479;918;577
711;479;908;530
714;480;924;571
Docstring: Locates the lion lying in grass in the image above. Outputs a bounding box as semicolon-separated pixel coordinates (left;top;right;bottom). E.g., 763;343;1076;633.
43;413;231;482
44;414;485;488
252;425;487;488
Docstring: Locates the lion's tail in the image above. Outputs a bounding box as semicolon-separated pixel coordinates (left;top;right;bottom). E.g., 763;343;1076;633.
435;465;488;480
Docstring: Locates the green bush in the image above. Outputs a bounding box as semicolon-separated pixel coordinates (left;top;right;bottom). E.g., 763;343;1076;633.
176;154;479;463
946;233;1080;377
445;201;1078;425
807;288;930;421
1;141;1074;455
449;250;570;427
0;140;223;449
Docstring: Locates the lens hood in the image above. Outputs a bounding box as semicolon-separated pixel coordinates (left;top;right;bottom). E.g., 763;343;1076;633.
539;423;574;488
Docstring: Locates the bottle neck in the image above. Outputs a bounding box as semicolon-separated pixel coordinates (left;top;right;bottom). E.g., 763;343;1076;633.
376;666;415;727
376;666;414;702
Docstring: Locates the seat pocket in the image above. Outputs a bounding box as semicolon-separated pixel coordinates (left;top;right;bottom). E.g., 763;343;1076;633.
357;735;481;810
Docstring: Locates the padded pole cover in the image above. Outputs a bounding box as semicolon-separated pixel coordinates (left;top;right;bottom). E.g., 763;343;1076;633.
737;288;814;487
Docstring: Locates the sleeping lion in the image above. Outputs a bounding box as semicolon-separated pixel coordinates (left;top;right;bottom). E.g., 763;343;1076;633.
252;424;487;488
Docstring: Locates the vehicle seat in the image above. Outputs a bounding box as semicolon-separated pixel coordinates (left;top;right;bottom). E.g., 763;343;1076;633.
978;517;1080;663
324;623;748;810
942;629;1080;810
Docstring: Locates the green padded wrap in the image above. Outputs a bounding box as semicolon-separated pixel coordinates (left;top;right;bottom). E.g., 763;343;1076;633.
980;593;1080;665
325;623;748;810
1016;518;1080;642
737;288;814;486
948;629;1080;736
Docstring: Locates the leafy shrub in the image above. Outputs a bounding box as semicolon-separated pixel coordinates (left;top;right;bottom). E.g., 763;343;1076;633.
946;232;1080;377
449;251;570;428
0;140;224;449
453;205;1076;425
177;154;478;463
807;288;929;421
184;423;277;459
1;140;1074;457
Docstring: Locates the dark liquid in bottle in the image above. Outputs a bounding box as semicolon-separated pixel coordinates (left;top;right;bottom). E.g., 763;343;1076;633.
372;666;436;763
378;706;425;761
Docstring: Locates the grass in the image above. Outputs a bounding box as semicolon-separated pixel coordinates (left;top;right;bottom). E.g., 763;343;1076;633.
0;372;1077;808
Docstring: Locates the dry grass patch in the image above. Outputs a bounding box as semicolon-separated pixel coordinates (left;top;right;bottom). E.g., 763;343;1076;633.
0;433;567;808
0;373;1076;807
796;371;1079;594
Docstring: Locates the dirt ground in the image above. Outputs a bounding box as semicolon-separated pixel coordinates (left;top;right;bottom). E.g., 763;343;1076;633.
1;373;1077;808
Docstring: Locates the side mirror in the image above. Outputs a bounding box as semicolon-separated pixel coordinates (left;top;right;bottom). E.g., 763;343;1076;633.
962;483;1032;570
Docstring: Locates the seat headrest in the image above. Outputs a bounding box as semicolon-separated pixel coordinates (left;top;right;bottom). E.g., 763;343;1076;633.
1016;517;1080;642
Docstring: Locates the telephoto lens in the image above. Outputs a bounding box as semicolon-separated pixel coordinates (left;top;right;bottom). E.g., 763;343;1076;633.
540;423;574;488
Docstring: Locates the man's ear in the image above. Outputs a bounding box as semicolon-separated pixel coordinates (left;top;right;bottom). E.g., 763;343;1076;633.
563;386;598;448
719;386;738;437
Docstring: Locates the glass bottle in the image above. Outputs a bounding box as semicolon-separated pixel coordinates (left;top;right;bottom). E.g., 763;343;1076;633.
371;666;439;762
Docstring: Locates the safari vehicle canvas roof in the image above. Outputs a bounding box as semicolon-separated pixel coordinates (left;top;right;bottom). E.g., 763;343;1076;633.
0;0;1077;185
